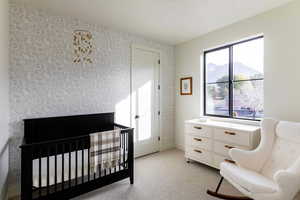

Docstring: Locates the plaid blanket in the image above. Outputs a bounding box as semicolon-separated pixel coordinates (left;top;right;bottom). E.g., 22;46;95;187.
90;129;121;173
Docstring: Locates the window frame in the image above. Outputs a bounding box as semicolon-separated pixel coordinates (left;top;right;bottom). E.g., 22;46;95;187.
203;35;264;121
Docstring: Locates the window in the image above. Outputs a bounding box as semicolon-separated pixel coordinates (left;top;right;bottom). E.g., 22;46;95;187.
204;36;264;121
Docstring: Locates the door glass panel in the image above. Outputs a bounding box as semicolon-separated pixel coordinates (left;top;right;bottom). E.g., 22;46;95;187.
206;83;229;116
233;38;264;80
205;48;229;83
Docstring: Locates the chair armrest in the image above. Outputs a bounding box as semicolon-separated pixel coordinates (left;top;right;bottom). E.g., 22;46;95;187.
229;148;262;171
274;170;296;186
274;157;300;189
270;158;300;199
274;170;300;198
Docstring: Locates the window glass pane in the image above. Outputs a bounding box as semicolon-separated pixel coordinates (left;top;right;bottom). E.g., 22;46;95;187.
233;80;263;120
206;83;229;116
206;48;229;83
233;38;264;80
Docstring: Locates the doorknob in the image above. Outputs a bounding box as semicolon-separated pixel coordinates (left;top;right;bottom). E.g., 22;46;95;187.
135;115;140;119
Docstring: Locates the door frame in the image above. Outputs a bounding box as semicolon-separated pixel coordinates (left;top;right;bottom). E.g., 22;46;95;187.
130;44;161;156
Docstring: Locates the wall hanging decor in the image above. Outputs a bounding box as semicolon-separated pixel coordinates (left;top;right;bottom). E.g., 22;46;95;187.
180;77;193;95
73;30;93;64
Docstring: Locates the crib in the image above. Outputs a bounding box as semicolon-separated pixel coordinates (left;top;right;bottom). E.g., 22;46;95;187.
20;113;134;200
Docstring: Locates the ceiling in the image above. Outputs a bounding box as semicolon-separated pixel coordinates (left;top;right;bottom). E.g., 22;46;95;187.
21;0;293;45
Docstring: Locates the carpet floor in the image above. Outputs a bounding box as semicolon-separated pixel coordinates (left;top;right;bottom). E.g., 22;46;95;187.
73;149;242;200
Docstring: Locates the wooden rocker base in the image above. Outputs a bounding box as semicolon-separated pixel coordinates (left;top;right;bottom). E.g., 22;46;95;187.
207;190;253;200
206;177;253;200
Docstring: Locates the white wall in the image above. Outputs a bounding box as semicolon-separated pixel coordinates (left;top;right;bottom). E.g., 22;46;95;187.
175;0;300;149
0;0;10;199
9;1;175;195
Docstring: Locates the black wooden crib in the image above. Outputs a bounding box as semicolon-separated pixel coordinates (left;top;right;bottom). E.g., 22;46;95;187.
20;113;134;200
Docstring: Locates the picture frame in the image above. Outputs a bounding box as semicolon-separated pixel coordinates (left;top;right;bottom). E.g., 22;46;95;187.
180;77;193;95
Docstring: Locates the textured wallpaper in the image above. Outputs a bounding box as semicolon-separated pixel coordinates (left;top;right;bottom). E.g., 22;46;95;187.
9;2;175;193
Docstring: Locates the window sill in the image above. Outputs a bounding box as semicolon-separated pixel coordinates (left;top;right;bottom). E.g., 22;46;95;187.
199;115;261;126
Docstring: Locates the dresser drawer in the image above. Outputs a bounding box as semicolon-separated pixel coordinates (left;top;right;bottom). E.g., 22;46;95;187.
185;124;212;138
214;128;250;146
186;147;212;165
214;141;250;157
213;154;235;169
186;135;212;151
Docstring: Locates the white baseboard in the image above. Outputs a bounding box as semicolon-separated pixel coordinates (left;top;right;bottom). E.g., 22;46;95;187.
160;142;175;151
175;143;185;151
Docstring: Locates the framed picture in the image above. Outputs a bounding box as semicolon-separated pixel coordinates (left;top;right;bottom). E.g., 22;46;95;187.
180;77;193;95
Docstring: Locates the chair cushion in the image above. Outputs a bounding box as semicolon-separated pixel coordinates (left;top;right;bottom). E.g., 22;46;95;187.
221;162;278;194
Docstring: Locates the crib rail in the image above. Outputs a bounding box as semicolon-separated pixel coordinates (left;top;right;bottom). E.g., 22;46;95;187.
20;125;134;200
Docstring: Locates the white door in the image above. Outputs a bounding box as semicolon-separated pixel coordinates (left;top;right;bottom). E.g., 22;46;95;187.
131;46;160;157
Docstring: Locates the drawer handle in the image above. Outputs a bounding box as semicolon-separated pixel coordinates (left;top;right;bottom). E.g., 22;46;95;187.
193;138;202;142
224;131;236;135
224;159;236;164
194;149;202;154
194;126;202;130
224;145;234;149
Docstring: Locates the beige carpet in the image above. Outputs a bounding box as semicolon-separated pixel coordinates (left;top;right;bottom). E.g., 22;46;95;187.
73;149;242;200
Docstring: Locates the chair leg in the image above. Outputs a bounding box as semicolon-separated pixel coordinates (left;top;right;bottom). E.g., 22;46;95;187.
215;177;224;193
206;176;253;200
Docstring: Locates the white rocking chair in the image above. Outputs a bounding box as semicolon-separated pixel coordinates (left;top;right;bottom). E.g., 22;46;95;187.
207;118;300;200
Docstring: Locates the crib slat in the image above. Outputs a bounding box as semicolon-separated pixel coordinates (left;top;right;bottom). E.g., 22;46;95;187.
93;147;96;180
88;148;90;182
126;132;128;167
62;143;65;190
98;134;101;178
126;132;128;168
55;144;57;192
82;141;84;184
123;133;126;168
126;132;127;151
75;141;78;186
121;133;123;166
119;134;121;172
114;136;117;173
109;138;112;175
38;146;42;197
47;146;50;195
69;142;71;188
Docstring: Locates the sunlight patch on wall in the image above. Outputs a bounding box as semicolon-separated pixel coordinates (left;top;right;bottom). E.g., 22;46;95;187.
137;81;152;141
115;95;130;127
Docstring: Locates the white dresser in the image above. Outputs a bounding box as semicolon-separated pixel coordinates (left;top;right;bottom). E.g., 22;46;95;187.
185;119;260;169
